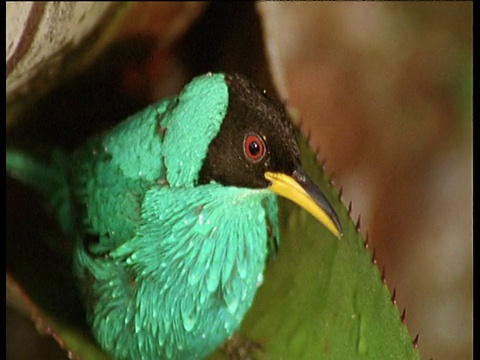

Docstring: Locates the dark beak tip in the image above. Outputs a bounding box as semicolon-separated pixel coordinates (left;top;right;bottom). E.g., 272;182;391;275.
334;218;344;238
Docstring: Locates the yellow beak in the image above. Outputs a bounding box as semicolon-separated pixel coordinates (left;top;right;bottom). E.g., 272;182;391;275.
265;170;342;238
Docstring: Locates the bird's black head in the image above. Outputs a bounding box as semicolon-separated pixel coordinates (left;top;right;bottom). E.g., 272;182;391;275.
198;73;300;189
198;73;342;237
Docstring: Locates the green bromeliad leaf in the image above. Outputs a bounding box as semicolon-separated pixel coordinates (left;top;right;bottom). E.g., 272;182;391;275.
210;137;421;359
7;135;420;360
9;137;420;360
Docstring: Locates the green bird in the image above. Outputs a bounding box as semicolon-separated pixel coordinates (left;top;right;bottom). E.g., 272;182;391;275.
7;73;342;359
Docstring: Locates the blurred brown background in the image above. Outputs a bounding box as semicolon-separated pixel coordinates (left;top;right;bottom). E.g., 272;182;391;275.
268;3;472;360
6;2;472;359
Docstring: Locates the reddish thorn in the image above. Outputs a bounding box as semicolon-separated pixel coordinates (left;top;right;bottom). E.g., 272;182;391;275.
307;135;314;148
413;334;419;348
364;232;369;248
401;308;407;324
347;201;352;215
372;248;377;265
391;288;397;305
328;172;335;186
381;266;386;283
338;186;343;200
356;215;361;231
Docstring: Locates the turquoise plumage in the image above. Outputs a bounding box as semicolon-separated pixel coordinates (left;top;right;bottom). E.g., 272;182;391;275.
7;73;342;359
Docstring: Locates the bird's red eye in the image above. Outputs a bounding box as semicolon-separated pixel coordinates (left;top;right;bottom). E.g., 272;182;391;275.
243;133;266;162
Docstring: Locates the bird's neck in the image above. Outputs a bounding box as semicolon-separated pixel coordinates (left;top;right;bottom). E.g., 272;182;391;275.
130;185;273;348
